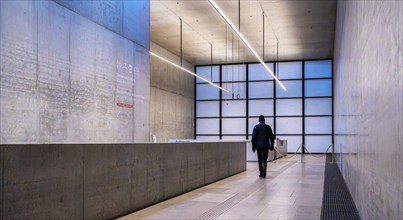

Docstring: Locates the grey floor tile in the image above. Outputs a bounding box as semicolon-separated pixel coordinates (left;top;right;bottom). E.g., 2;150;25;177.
119;155;325;220
216;213;243;219
190;192;235;203
293;205;321;219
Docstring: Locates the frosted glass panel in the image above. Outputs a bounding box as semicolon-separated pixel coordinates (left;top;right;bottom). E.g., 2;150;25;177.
305;117;332;134
222;64;246;82
248;63;274;80
196;136;220;140
196;118;219;134
276;99;302;116
276;80;302;98
222;136;246;140
305;79;332;97
248;100;274;116
222;100;246;117
222;83;246;99
277;62;302;79
305;135;332;153
305;60;332;78
277;135;302;153
196;66;220;82
248;81;274;98
249;117;274;134
196;84;219;100
222;118;246;134
276;117;302;134
305;98;332;115
196;101;219;117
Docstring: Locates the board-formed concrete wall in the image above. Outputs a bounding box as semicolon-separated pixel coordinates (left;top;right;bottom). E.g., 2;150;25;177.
333;0;402;219
0;0;150;144
150;42;195;142
0;142;246;219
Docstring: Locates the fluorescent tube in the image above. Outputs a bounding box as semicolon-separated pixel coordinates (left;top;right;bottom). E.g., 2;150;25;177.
150;51;229;93
209;0;287;91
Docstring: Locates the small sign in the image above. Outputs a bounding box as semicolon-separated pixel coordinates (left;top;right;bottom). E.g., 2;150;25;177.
116;102;134;108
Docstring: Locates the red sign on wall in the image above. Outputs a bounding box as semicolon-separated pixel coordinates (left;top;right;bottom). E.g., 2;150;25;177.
116;102;134;108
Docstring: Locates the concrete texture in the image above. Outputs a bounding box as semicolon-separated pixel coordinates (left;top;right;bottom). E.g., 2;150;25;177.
151;0;336;64
2;145;84;219
333;1;402;219
0;146;3;218
183;143;205;191
54;0;150;50
0;142;246;219
84;144;134;219
150;42;195;142
0;0;150;144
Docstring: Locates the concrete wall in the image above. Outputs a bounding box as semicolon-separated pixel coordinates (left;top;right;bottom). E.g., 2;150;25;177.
333;1;402;219
0;142;246;219
0;0;150;144
150;42;195;142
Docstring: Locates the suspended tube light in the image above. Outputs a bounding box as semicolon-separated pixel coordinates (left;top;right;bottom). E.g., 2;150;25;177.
208;0;287;91
150;51;229;92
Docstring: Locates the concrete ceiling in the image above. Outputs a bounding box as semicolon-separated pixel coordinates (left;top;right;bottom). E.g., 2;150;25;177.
150;0;337;65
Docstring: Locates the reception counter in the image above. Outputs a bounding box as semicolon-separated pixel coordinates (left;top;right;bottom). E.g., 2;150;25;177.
0;142;246;219
246;139;288;161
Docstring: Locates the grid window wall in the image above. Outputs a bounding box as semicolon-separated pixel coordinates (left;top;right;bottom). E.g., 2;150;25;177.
195;60;333;153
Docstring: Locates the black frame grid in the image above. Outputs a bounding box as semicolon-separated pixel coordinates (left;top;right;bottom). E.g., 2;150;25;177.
195;59;333;153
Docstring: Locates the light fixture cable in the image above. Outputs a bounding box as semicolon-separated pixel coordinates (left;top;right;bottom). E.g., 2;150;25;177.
208;0;287;91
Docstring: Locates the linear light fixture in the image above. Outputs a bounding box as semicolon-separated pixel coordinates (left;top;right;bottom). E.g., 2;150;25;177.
150;51;229;92
208;0;287;91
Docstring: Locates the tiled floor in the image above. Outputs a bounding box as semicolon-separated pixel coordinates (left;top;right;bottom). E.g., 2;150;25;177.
119;155;325;220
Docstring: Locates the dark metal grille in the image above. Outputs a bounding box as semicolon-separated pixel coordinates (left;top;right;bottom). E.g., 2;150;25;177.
321;155;361;220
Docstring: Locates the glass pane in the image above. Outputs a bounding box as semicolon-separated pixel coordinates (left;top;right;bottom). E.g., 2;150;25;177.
248;63;274;80
276;80;302;98
276;117;302;134
248;81;274;98
222;64;246;82
305;98;332;115
305;79;332;97
222;118;246;134
196;101;219;117
249;117;274;134
305;117;332;134
196;136;220;140
196;118;219;134
305;135;332;153
276;135;303;153
277;62;302;79
196;84;219;100
222;136;246;140
305;60;332;78
248;100;274;116
196;66;220;83
276;99;302;116
222;83;246;99
222;100;246;117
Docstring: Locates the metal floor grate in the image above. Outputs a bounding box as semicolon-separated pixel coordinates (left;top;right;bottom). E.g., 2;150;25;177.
321;155;361;220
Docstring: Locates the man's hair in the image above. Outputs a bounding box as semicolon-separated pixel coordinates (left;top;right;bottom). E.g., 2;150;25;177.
259;115;265;122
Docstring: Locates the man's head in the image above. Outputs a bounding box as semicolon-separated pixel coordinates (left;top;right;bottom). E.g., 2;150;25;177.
259;115;265;122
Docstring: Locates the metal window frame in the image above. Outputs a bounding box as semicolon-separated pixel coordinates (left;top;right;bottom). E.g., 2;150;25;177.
195;58;334;153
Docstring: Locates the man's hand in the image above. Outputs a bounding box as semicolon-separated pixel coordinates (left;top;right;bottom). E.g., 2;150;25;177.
252;146;256;152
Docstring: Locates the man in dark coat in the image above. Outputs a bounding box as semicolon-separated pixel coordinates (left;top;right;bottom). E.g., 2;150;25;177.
252;115;275;178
